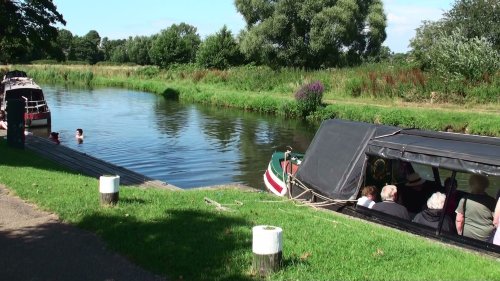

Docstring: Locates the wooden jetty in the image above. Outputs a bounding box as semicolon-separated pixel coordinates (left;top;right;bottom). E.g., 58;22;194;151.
24;135;181;190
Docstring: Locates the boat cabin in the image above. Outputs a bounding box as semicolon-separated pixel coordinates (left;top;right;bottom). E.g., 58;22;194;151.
290;119;500;254
1;71;51;127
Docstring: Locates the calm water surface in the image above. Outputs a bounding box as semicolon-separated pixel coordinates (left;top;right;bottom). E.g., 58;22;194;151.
33;85;317;189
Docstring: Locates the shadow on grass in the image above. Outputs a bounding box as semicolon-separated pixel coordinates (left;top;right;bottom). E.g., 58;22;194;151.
77;209;256;281
0;222;165;281
120;197;147;204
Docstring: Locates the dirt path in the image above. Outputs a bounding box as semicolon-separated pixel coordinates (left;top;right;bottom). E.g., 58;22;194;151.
0;185;166;281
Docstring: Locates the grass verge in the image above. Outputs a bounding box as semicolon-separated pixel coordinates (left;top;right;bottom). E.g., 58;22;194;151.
0;139;499;281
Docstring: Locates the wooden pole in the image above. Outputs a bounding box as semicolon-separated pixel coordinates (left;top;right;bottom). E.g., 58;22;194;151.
99;175;120;205
252;225;283;276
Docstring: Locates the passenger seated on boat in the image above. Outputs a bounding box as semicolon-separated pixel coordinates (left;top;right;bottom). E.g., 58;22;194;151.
455;174;496;241
412;192;454;232
372;185;410;220
357;185;377;209
49;132;60;145
0;110;7;130
398;172;434;216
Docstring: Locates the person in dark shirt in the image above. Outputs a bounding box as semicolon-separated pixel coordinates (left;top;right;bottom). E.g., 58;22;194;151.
413;192;454;232
398;172;434;215
372;184;410;220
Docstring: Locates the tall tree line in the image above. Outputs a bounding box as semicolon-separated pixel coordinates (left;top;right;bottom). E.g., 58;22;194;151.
1;0;390;69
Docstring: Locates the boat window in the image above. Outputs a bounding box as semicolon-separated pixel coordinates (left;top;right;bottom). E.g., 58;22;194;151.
364;156;394;191
7;89;43;101
452;172;500;199
411;163;435;182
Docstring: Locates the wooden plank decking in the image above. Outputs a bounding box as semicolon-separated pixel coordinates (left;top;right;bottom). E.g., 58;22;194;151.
24;135;181;190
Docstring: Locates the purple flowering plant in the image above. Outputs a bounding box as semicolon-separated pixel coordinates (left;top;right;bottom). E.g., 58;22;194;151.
294;81;324;117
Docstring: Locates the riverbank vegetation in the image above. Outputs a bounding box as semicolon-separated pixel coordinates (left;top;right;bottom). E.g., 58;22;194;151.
4;63;500;136
1;140;499;281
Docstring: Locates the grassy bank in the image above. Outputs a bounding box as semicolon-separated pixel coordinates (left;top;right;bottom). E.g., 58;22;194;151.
1;140;499;281
3;64;500;136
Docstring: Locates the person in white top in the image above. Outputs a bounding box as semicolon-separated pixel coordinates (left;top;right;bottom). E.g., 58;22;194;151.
357;185;377;208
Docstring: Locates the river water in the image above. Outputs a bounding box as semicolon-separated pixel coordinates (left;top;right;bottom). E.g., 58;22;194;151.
31;85;317;189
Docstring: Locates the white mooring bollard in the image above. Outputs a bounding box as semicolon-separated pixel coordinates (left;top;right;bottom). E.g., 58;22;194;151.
99;175;120;205
252;225;283;276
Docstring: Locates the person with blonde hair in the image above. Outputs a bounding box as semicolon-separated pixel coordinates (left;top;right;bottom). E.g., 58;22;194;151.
372;185;410;220
455;174;496;241
413;192;453;232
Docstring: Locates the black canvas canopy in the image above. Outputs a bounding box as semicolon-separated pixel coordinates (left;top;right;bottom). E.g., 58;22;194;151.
295;119;500;200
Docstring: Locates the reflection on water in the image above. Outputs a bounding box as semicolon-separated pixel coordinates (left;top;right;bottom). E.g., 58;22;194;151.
31;85;317;188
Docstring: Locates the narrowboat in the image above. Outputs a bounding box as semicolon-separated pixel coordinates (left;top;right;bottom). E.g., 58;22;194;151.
0;70;51;127
268;119;500;255
263;149;304;196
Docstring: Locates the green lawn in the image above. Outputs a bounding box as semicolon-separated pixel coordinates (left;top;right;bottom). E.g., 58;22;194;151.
0;140;499;281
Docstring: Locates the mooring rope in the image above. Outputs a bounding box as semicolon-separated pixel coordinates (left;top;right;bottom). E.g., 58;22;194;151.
286;174;357;208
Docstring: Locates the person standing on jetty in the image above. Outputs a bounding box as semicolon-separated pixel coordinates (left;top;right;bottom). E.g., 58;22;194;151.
0;110;7;130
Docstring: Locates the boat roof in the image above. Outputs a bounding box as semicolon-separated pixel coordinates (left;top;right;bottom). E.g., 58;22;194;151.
3;70;28;80
2;77;42;91
295;119;500;200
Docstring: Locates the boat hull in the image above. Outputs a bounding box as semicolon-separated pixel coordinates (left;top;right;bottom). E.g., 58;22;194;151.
263;151;303;196
25;112;51;127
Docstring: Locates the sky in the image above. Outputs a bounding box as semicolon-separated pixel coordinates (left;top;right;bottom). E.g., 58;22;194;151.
53;0;455;54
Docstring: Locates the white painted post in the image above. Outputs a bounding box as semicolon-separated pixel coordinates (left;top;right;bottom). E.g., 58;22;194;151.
99;175;120;205
252;225;283;276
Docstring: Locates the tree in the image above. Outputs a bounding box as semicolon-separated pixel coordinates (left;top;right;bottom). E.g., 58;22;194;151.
235;0;387;68
410;0;500;81
427;28;499;83
149;23;201;68
110;45;129;63
196;26;242;69
444;0;499;50
101;37;127;61
55;29;74;61
0;0;65;63
126;36;153;65
410;20;448;70
69;31;102;64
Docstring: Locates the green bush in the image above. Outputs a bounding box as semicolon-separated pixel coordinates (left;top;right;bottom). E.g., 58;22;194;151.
428;28;500;83
135;66;160;78
345;77;364;97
